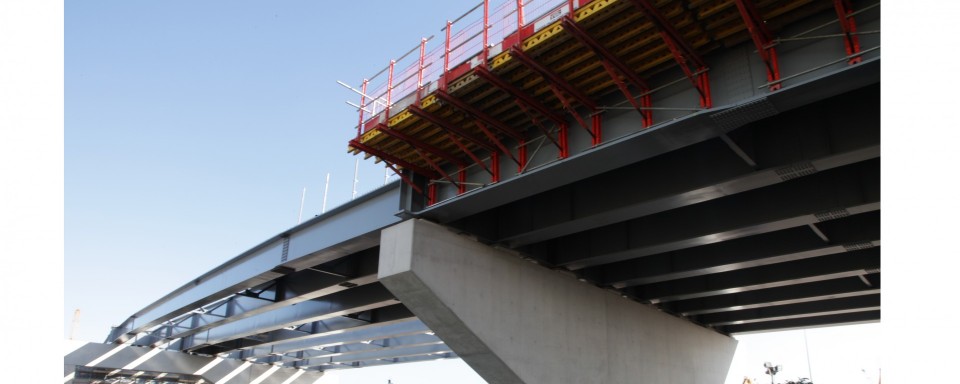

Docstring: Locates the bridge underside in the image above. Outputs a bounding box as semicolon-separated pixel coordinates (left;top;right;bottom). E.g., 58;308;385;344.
82;0;880;381
430;78;880;335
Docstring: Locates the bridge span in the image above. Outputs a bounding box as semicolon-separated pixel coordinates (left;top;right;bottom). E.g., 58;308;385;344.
66;0;879;383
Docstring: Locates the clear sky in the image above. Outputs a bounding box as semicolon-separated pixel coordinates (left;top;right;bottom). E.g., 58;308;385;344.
12;0;942;383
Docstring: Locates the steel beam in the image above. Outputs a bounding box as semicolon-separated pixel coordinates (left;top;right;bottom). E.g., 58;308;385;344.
136;250;380;347
183;283;398;351
664;275;880;316
296;334;443;361
588;212;879;288
209;304;416;357
547;159;880;270
317;352;457;371
695;294;880;327
496;144;878;248
720;310;879;334
246;319;429;358
297;343;451;368
625;248;880;303
108;185;401;344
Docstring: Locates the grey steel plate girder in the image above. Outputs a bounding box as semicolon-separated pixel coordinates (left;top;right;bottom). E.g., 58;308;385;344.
135;248;381;347
591;211;880;288
548;158;880;270
108;184;402;344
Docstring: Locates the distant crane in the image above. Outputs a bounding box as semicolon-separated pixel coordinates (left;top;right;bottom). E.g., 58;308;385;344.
70;309;81;340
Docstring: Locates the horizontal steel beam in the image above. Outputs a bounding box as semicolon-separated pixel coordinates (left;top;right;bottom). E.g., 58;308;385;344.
627;248;880;303
297;333;443;360
315;351;457;371
549;159;879;270
200;304;415;357
720;310;880;334
589;211;879;288
183;283;397;351
244;317;428;358
696;294;880;326
665;275;880;316
457;98;880;248
297;343;451;368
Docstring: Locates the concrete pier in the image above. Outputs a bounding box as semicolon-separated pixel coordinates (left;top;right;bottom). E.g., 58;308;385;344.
379;219;738;384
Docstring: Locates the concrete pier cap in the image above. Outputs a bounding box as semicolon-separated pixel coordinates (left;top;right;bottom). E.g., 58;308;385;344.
379;218;737;384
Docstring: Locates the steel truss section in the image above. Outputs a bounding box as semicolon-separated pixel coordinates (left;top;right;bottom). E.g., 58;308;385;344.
628;0;712;108
734;0;782;91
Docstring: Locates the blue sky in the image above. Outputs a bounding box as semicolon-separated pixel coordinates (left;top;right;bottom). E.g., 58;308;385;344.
38;0;944;383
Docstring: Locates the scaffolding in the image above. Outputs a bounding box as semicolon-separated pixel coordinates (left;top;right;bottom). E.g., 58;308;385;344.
342;0;871;205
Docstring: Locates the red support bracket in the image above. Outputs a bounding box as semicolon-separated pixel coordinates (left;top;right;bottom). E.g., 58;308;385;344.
629;0;711;108
561;16;653;127
591;114;602;146
516;101;568;158
447;132;493;176
549;82;595;140
408;105;498;154
509;46;600;142
375;123;467;169
349;139;439;180
834;0;862;65
435;90;525;142
458;167;467;195
734;0;781;91
491;150;500;183
474;66;565;126
474;120;521;166
415;149;460;191
427;184;438;206
383;162;423;195
509;47;596;111
518;139;527;173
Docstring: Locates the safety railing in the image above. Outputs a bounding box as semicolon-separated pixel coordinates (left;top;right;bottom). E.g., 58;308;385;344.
343;0;588;138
